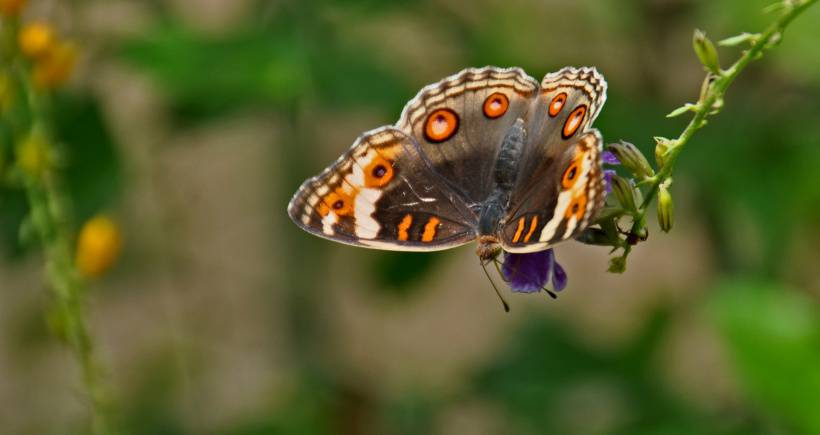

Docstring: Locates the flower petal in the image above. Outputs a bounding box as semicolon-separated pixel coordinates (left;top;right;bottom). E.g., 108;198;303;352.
602;150;620;165
502;251;551;293
603;169;616;195
551;257;568;292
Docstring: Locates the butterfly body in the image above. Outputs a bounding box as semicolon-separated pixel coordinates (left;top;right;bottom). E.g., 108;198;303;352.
288;66;607;260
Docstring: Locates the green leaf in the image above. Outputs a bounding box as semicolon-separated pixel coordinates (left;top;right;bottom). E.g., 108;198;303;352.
666;103;698;118
719;32;760;47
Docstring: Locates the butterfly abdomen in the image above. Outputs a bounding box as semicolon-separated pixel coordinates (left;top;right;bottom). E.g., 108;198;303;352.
493;118;526;190
478;118;526;237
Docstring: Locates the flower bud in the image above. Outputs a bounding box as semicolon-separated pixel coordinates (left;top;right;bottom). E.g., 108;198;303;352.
607;141;654;180
16;131;52;179
654;136;672;168
33;41;77;90
657;184;674;233
693;29;721;74
19;22;54;59
610;175;637;212
76;215;122;278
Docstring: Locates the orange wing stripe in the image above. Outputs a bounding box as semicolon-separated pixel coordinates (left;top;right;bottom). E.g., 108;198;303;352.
512;217;526;243
421;217;440;242
398;214;413;241
523;216;539;242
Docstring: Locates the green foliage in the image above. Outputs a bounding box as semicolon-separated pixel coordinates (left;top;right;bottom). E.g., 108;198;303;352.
471;312;762;435
711;281;820;434
120;24;311;121
0;92;122;257
119;16;411;125
54;93;123;223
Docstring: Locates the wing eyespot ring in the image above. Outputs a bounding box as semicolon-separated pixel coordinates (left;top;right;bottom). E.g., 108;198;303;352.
562;158;582;189
565;193;588;220
483;92;509;119
549;92;567;117
424;109;459;143
364;155;395;187
562;105;587;139
321;190;353;216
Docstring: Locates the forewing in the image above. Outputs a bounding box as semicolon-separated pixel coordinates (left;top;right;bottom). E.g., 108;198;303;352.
287;127;477;251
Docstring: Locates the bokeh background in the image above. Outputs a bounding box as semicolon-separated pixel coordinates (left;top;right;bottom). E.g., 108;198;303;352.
2;0;820;434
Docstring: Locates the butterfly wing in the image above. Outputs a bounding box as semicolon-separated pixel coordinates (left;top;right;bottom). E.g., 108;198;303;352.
499;67;608;252
288;127;477;251
290;66;543;251
397;67;539;205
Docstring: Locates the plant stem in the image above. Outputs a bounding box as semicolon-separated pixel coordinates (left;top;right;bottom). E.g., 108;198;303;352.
635;0;818;230
25;177;112;435
2;14;114;435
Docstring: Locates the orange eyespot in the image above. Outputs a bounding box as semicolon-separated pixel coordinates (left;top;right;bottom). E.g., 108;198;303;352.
565;193;588;220
562;157;583;189
322;189;353;216
364;154;394;187
562;105;587;139
549;92;567;117
483;92;509;119
424;108;459;143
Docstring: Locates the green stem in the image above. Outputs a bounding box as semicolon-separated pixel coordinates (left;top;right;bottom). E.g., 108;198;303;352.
25;177;112;434
2;14;114;435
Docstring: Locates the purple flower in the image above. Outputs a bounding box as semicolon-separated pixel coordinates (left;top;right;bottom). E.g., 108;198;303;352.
602;150;620;195
502;249;567;294
602;150;619;165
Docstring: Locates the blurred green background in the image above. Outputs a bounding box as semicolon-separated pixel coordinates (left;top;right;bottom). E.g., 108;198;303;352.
2;0;820;434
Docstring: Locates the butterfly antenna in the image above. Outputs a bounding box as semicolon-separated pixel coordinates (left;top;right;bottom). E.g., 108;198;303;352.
492;258;505;282
481;260;510;312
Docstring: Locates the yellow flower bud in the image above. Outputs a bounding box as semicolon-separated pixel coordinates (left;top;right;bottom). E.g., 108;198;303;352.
0;0;27;17
657;184;674;233
33;41;77;90
654;136;672;168
16;131;52;179
76;215;122;279
19;22;55;59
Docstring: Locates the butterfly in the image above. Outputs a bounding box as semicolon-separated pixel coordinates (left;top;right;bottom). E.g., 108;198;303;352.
287;66;607;266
